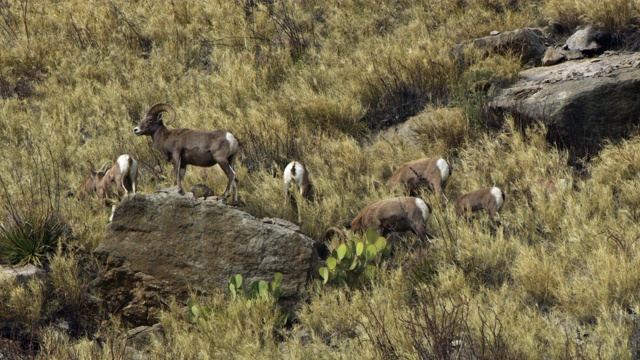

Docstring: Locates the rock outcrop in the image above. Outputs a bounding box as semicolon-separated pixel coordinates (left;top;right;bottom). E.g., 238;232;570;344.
541;25;615;66
90;191;318;326
0;264;45;283
452;28;547;66
488;52;640;158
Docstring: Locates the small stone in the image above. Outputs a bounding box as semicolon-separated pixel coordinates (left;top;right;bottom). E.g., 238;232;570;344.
542;47;565;66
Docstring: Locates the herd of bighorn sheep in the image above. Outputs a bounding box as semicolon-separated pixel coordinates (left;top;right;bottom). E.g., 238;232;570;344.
79;102;565;247
79;102;239;207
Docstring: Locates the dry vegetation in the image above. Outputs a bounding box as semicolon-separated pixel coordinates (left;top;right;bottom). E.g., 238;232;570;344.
1;0;640;358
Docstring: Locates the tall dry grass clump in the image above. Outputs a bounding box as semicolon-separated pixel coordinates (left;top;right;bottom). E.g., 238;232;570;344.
544;0;640;33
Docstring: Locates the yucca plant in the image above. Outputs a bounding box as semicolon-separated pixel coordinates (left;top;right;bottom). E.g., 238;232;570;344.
0;213;68;266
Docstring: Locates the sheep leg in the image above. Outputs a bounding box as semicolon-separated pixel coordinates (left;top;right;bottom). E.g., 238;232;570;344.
217;160;236;200
171;154;186;194
283;181;289;206
487;205;498;221
171;155;181;188
120;178;128;197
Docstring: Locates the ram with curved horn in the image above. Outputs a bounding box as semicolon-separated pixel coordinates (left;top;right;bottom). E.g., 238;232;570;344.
134;103;240;204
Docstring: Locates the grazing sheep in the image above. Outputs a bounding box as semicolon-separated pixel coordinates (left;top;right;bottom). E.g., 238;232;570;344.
78;162;109;201
96;154;138;202
455;187;505;220
283;161;312;205
386;157;452;202
350;197;433;243
134;102;240;204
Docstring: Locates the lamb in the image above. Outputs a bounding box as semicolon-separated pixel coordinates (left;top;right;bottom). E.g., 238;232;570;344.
455;186;505;220
283;161;312;205
78;162;109;201
386;157;452;202
349;197;433;243
96;154;138;202
133;102;239;204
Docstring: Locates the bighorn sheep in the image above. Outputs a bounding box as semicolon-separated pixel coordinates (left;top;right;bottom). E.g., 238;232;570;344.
283;161;312;205
326;197;433;243
386;157;452;202
455;187;505;220
96;154;138;202
522;178;568;202
78;162;109;201
133;103;239;204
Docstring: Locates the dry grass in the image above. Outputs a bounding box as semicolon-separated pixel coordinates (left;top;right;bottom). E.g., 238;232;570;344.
0;0;639;358
544;0;640;33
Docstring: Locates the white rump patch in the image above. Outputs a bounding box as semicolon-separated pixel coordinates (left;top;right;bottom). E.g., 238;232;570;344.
436;158;450;182
491;187;504;210
117;154;131;173
415;198;430;221
226;132;239;155
284;161;305;186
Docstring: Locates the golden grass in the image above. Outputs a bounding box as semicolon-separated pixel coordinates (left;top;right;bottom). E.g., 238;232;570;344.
544;0;640;33
0;0;639;358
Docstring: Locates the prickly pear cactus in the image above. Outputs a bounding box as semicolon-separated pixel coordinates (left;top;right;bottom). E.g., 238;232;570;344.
319;228;391;286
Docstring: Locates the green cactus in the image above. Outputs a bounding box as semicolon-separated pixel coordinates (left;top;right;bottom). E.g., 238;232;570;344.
226;272;288;325
228;274;244;301
229;272;284;303
187;297;211;324
318;228;392;287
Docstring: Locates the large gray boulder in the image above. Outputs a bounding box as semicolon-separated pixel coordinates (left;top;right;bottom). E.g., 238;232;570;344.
488;52;640;158
565;25;604;54
90;191;318;326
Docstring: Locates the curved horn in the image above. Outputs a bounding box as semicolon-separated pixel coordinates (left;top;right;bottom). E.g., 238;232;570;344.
86;160;96;172
99;162;111;173
323;226;347;241
146;103;176;126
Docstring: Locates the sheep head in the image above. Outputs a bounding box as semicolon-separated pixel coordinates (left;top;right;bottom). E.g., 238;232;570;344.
134;102;176;136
